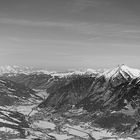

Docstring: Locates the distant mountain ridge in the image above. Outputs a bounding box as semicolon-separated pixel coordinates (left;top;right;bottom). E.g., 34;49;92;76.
1;64;140;77
0;65;51;76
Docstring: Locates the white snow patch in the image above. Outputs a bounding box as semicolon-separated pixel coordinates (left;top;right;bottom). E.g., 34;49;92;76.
63;124;116;140
33;120;56;130
49;133;73;140
0;118;18;125
120;65;140;77
102;67;119;78
63;124;89;138
0;80;6;84
91;128;116;139
0;127;18;134
118;138;135;140
8;88;16;91
11;105;38;115
52;69;97;78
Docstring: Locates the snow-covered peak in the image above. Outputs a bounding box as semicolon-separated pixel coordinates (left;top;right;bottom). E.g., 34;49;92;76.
51;71;85;78
0;65;53;76
119;64;140;77
102;65;140;79
86;68;97;74
102;67;119;78
51;69;98;78
0;65;32;75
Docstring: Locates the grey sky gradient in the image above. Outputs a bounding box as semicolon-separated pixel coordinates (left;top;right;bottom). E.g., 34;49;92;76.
0;0;140;71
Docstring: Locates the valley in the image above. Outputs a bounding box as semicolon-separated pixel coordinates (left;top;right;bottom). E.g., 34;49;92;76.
0;65;140;140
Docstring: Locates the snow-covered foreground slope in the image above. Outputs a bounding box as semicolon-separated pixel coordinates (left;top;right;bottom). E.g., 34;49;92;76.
8;104;139;140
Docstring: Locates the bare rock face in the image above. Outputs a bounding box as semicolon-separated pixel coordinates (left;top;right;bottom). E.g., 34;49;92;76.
5;73;52;89
0;78;36;106
38;74;95;108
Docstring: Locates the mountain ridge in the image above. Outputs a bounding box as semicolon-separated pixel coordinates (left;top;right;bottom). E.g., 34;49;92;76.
1;64;140;77
38;65;140;112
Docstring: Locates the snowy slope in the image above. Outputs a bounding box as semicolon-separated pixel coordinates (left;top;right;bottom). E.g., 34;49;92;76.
102;65;140;79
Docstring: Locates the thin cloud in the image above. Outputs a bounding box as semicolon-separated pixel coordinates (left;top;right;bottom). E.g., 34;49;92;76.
1;18;140;42
0;17;99;36
0;18;72;27
70;0;110;13
0;17;93;33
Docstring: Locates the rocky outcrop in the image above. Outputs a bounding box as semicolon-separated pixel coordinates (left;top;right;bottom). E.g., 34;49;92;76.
0;108;30;138
0;78;36;106
38;74;96;108
2;73;52;89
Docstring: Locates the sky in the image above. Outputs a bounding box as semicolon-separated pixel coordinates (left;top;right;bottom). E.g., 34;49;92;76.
0;0;140;71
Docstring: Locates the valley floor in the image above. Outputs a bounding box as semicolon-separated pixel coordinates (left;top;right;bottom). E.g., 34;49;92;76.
0;90;140;140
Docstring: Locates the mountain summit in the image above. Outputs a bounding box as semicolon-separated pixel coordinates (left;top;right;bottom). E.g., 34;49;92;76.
103;64;140;79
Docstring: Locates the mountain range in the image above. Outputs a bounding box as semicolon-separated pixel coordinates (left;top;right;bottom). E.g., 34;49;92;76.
1;64;140;110
37;65;140;110
1;65;140;139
